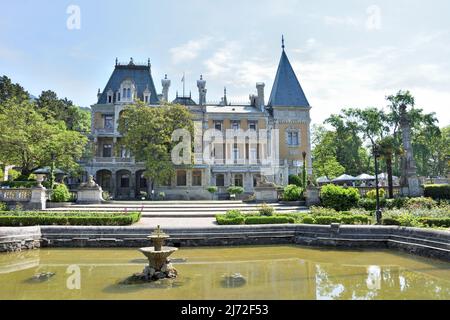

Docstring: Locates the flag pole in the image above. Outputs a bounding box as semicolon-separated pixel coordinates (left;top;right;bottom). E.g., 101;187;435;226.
183;72;185;97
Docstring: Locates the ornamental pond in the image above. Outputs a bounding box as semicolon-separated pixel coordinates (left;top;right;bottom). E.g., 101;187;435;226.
0;245;449;300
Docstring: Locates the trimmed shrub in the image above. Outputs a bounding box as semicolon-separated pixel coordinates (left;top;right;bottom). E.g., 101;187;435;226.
424;185;450;200
300;216;315;224
225;209;243;218
245;216;295;225
320;184;360;211
216;215;245;225
314;216;342;225
282;185;304;201
340;215;371;225
418;217;450;228
207;186;218;194
366;189;385;200
51;184;71;203
0;211;141;226
382;218;402;226
288;175;302;187
258;203;275;217
227;186;244;196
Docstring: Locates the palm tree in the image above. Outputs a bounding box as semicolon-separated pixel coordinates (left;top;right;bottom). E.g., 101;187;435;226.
377;136;402;199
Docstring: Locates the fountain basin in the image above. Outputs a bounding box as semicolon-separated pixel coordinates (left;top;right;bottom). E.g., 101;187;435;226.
139;247;178;271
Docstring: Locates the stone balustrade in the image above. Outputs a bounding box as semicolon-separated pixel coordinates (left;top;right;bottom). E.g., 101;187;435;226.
0;187;47;210
0;188;33;202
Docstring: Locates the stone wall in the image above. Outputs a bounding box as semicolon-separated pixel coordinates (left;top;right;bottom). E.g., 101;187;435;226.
0;226;42;253
34;224;450;262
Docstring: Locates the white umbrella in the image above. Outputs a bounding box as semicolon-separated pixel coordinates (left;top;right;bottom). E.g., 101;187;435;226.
332;174;357;182
316;176;330;184
355;174;375;180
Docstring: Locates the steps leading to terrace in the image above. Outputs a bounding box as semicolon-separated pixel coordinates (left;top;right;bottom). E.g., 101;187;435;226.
45;201;308;218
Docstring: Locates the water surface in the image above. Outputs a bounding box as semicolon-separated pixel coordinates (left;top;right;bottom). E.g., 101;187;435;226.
0;246;449;300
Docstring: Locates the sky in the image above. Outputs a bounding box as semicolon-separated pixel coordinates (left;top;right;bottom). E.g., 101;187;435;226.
1;0;449;127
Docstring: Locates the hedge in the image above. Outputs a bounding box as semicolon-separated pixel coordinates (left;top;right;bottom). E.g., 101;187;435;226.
0;211;141;226
245;216;295;225
424;185;450;200
216;215;245;225
417;218;450;228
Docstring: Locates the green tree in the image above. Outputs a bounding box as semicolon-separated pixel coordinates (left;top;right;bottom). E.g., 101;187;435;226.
117;101;194;186
0;76;29;105
312;125;346;179
35;90;90;133
0;98;88;176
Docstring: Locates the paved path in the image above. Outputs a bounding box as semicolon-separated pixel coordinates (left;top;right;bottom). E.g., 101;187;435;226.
134;217;218;228
45;201;309;218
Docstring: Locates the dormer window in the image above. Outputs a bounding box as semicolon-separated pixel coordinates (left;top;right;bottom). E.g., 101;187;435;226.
143;87;151;104
107;89;113;104
119;79;136;102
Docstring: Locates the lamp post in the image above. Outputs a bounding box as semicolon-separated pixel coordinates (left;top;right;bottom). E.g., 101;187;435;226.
373;144;382;224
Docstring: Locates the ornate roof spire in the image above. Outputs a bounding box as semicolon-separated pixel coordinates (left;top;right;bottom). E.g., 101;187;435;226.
282;35;285;51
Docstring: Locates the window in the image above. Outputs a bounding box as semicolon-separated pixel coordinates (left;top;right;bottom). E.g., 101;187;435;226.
103;144;112;158
127;88;131;99
214;121;223;131
192;171;202;186
117;92;121;102
250;148;257;161
139;174;147;188
248;121;257;131
108;95;112;104
144;95;149;103
232;121;240;130
120;174;130;188
177;170;187;186
216;174;225;187
123;88;127;99
233;145;240;162
287;131;300;146
104;115;114;130
234;174;243;187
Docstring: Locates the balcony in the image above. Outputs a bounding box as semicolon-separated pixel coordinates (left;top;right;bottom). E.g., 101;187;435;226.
93;128;115;135
93;157;135;164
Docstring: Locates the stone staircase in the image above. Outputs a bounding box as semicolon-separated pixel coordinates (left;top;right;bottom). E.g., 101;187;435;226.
44;201;308;218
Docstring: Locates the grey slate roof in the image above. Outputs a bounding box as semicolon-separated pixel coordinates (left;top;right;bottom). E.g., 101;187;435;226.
97;63;159;104
268;50;310;108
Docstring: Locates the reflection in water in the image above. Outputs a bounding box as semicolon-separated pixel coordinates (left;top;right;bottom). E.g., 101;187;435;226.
0;246;449;300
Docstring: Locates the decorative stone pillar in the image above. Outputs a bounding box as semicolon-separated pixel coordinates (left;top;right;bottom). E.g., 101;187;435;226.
30;186;47;210
305;186;320;207
130;171;136;199
77;176;104;204
400;104;423;197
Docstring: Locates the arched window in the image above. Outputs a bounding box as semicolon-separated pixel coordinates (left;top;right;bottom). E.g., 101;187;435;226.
119;79;136;102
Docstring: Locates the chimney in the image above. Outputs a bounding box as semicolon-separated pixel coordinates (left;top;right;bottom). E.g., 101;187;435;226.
256;83;265;111
97;89;101;100
197;75;207;105
161;74;171;102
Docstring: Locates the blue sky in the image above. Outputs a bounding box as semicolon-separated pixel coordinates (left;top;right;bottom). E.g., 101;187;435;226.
1;0;449;126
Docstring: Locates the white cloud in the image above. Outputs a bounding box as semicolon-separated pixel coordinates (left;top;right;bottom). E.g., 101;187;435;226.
170;37;212;64
289;36;450;127
324;15;360;27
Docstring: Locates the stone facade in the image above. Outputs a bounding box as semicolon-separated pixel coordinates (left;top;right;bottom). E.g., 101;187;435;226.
82;43;312;200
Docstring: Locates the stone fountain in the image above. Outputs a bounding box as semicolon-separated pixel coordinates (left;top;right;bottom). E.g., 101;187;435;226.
132;226;178;282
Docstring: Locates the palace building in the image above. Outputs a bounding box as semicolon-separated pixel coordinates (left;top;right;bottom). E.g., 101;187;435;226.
83;41;312;200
